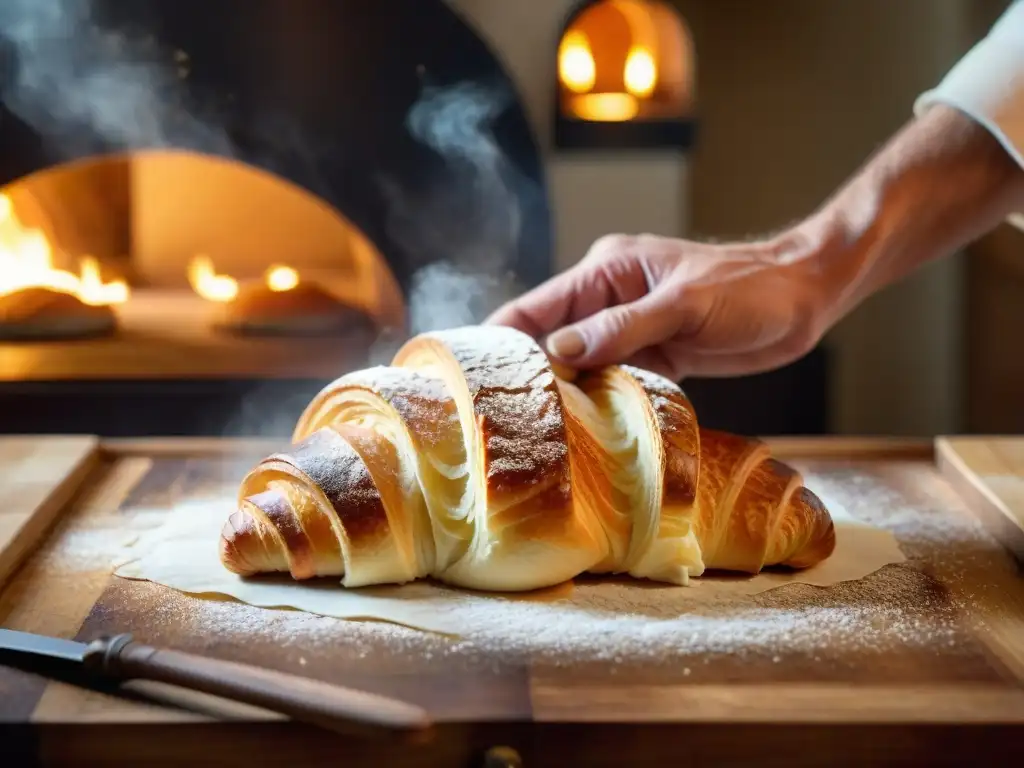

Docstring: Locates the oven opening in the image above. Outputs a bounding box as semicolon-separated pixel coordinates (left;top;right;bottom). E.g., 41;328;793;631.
555;0;696;149
0;151;403;343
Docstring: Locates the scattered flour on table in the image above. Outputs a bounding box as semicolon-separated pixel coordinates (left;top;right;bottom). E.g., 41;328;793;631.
111;465;1007;671
122;566;974;679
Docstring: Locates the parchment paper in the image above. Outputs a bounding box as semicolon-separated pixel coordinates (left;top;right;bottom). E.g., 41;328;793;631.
113;494;907;637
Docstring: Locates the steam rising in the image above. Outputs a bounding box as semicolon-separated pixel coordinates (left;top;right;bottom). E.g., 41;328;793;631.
0;0;232;156
381;80;532;339
0;2;538;443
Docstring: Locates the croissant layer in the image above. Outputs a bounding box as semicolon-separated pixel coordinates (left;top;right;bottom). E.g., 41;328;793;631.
220;325;836;591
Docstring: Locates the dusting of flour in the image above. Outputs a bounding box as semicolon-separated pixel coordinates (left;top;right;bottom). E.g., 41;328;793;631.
109;464;1008;676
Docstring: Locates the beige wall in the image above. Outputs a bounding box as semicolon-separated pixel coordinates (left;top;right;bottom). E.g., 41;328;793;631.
671;0;1015;435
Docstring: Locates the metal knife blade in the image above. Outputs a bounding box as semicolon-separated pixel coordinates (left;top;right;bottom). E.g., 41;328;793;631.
0;628;87;663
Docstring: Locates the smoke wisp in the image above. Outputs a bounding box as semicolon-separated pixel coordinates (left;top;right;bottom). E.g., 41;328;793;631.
381;79;536;336
0;0;337;441
0;0;232;157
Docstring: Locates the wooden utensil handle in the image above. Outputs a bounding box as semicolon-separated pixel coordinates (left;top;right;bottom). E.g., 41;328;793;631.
83;633;432;739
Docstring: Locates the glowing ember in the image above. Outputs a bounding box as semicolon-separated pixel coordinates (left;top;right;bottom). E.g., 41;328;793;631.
188;255;239;303
265;265;299;292
188;256;302;302
0;192;129;306
570;93;639;122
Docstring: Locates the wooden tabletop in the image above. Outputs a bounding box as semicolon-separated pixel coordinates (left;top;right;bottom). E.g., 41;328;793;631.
0;436;1022;766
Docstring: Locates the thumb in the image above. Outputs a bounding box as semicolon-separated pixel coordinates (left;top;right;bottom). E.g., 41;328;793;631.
546;286;707;368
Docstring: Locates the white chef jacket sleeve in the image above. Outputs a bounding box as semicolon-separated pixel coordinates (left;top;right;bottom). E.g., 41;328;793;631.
914;1;1024;227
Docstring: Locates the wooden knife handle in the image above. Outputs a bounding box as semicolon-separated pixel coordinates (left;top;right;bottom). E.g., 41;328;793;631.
82;633;432;740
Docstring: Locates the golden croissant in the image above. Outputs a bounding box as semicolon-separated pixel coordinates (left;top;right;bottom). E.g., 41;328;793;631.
220;325;835;591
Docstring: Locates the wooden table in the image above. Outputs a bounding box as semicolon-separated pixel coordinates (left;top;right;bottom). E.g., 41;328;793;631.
0;436;1023;767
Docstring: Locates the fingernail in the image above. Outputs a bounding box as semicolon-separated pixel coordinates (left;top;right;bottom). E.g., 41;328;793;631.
547;327;586;359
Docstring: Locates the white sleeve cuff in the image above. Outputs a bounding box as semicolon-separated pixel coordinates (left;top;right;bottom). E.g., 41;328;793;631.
913;1;1024;229
914;0;1024;168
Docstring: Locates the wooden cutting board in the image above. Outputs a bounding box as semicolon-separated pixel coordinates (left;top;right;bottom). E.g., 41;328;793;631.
0;436;1022;767
936;436;1024;563
0;435;99;587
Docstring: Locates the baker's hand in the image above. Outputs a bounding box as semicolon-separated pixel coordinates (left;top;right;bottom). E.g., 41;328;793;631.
488;104;1024;381
485;232;833;381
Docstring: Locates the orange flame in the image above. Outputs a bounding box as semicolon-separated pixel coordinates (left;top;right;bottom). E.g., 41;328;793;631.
0;193;129;305
188;255;239;302
187;256;301;302
624;46;657;97
559;30;597;93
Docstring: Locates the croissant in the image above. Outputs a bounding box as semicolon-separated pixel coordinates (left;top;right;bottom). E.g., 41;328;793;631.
220;326;835;591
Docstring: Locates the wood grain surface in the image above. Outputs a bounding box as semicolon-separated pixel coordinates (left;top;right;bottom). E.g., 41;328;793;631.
936;436;1024;564
0;436;99;588
0;437;1022;767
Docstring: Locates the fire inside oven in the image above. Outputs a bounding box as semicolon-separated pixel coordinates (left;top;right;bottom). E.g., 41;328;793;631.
0;0;553;436
0;153;402;341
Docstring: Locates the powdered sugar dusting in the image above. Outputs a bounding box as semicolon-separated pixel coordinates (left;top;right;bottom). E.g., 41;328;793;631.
426;325;556;393
479;386;568;487
336;366;453;411
620;364;684;402
417;325;573;495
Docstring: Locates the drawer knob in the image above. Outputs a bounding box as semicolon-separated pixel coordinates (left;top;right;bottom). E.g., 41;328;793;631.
483;745;523;768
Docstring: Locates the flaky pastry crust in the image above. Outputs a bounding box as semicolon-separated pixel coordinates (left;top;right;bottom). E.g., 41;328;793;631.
220;326;835;591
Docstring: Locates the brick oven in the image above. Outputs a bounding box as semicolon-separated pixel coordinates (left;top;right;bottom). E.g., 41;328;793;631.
0;0;827;438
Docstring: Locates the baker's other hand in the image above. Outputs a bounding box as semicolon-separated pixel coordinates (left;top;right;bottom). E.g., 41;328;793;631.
485;231;831;381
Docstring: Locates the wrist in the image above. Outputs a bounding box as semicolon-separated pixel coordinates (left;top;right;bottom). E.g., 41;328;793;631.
787;104;1024;321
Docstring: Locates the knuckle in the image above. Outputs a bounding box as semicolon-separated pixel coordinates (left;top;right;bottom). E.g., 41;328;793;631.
604;303;638;333
584;304;645;362
674;290;715;339
588;233;634;261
